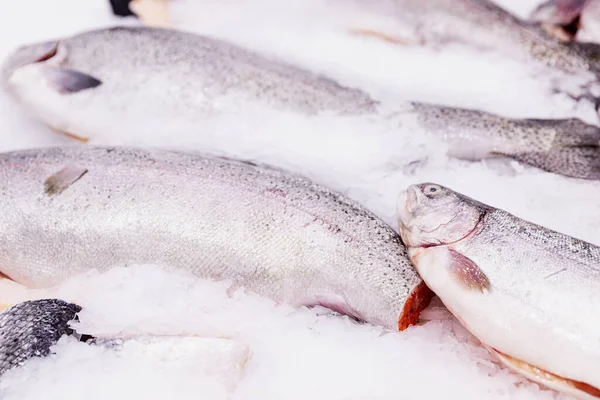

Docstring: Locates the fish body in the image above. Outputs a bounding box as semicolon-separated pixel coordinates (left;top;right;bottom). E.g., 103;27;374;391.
397;182;600;398
531;0;600;44
0;146;430;331
341;0;600;75
4;27;600;180
2;26;377;141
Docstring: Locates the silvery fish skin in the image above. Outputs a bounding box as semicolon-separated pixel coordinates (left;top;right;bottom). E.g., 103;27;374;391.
0;299;81;377
531;0;600;44
412;103;600;180
342;0;600;76
0;146;431;331
397;183;600;399
1;26;378;136
4;27;600;180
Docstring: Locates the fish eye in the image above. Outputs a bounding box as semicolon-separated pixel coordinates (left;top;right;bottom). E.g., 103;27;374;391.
422;184;442;196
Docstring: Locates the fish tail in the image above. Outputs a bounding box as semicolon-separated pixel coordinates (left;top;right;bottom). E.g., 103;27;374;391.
506;118;600;180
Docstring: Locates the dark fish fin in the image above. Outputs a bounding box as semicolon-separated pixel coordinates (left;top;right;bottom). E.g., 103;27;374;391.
502;148;600;180
447;249;491;293
0;299;82;377
42;66;102;94
570;42;600;75
488;347;600;398
494;118;600;180
44;165;89;196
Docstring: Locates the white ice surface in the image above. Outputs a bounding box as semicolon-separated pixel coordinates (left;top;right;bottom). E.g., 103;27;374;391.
0;0;597;399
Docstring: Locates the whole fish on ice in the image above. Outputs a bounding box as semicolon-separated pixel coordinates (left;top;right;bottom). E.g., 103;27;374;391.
3;26;600;180
338;0;600;77
0;146;431;332
397;182;600;399
530;0;600;44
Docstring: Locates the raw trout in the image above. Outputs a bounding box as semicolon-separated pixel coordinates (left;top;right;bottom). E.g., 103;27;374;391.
3;27;600;180
340;0;600;76
531;0;600;44
0;146;431;331
397;182;600;399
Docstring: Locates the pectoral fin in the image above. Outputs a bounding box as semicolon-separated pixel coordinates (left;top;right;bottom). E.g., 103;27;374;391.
489;347;600;399
44;165;89;195
447;249;491;293
41;66;102;94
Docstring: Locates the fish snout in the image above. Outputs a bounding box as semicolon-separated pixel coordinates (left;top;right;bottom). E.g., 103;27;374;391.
1;40;59;89
397;186;422;247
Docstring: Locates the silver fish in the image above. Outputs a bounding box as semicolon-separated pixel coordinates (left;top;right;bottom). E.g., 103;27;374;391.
339;0;600;76
397;182;600;399
0;299;81;377
0;146;431;331
3;27;600;181
531;0;600;44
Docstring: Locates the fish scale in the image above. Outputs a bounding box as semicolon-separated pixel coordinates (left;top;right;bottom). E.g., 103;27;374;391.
0;299;81;377
0;146;430;331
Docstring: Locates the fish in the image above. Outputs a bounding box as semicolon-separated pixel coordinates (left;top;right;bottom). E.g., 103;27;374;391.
396;182;600;399
530;0;600;44
0;26;378;144
0;299;81;377
338;0;600;77
412;103;600;181
0;145;432;332
0;298;251;389
3;27;600;181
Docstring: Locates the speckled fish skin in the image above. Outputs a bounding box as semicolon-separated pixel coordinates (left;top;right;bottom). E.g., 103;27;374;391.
4;26;600;180
344;0;600;75
0;299;81;377
411;102;600;180
1;26;378;138
397;182;600;397
0;146;431;331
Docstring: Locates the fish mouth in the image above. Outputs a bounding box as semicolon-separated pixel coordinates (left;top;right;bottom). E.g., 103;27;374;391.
1;40;60;88
396;186;426;246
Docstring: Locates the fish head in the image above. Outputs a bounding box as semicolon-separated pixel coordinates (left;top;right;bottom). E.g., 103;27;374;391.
1;33;114;139
397;183;486;248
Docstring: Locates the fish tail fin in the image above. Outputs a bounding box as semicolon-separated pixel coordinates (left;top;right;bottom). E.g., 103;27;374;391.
571;42;600;74
499;118;600;180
